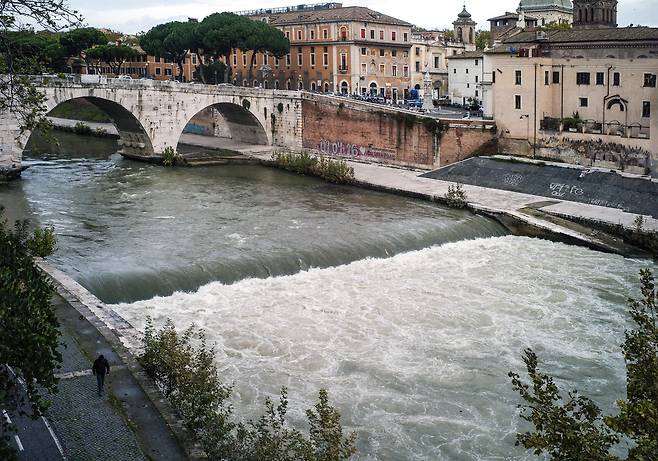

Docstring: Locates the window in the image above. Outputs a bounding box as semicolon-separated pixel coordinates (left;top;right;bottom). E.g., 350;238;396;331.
360;28;366;39
323;29;328;39
466;69;469;74
379;30;384;40
515;95;521;109
370;30;375;39
391;31;397;41
285;31;290;39
434;56;440;68
403;51;408;58
165;68;172;76
453;68;456;74
242;54;247;66
297;30;302;40
403;32;408;42
579;97;588;107
379;64;385;74
596;72;604;85
361;47;367;56
475;59;479;66
361;63;367;75
415;47;420;56
545;71;550;85
243;79;248;87
392;65;397;76
644;73;657;88
264;54;269;66
275;57;280;67
576;72;590;85
515;70;522;85
340;53;347;70
475;75;479;83
379;49;385;57
613;72;620;86
192;55;197;65
416;61;420;72
155;57;161;63
642;101;651;118
297;47;303;66
403;65;409;77
323;47;328;66
552;71;560;84
310;47;315;66
392;50;397;57
475;90;479;97
286;54;291;66
310;30;315;40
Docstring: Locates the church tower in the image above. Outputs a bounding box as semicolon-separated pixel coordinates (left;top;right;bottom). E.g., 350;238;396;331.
572;0;618;29
453;3;477;50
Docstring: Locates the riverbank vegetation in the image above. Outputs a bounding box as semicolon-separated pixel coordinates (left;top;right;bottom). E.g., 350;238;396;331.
140;320;357;460
510;269;658;460
271;151;355;185
162;147;182;167
444;183;468;209
0;210;61;460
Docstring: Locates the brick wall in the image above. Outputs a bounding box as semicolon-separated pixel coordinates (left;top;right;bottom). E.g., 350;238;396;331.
301;94;496;169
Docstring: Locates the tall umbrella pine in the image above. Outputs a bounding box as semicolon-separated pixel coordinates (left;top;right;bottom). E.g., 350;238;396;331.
140;21;196;81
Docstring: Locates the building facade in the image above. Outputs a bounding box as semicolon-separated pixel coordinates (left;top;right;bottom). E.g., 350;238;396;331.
486;26;658;159
238;3;413;99
572;0;617;29
447;51;484;106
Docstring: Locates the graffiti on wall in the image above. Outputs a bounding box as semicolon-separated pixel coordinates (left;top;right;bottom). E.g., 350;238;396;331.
538;137;652;173
318;139;396;161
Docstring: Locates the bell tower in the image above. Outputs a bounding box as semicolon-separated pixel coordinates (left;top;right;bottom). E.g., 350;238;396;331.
573;0;618;29
453;3;477;50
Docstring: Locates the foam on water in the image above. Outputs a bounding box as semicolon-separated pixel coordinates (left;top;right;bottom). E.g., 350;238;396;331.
112;236;650;460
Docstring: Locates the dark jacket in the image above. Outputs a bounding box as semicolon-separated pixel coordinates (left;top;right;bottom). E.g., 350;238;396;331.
92;356;110;376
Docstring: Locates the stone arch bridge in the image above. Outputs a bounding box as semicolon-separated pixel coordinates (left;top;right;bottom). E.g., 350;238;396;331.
0;77;303;176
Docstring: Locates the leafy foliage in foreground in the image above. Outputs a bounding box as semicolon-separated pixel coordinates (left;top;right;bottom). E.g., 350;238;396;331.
510;269;658;460
140;319;357;460
0;210;60;460
444;183;468;209
271;151;355;185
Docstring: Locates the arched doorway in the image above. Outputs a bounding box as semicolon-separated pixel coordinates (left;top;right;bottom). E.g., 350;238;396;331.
340;81;349;94
369;82;378;97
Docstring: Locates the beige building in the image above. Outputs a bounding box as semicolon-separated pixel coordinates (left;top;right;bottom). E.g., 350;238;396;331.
486;26;658;160
518;0;573;27
240;3;413;99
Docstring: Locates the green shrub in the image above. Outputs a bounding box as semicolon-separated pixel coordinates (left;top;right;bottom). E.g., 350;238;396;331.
139;319;357;460
421;117;446;138
27;225;57;257
562;112;583;131
72;121;93;136
162;146;180;167
444;183;468;209
271;151;354;184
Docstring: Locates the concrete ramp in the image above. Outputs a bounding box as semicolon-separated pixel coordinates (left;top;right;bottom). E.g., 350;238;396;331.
422;157;658;218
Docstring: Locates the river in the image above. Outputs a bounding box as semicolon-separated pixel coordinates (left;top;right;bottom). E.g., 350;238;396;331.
1;132;653;460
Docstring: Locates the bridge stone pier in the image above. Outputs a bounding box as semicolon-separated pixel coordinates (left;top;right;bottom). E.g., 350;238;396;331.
0;77;303;177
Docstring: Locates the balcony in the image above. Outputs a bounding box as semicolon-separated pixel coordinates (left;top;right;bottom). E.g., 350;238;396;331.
338;67;348;74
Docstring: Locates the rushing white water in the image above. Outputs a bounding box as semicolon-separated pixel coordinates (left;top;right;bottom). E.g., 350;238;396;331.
112;236;652;460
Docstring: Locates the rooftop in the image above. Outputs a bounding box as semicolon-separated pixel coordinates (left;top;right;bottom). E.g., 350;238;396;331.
250;5;412;26
502;26;658;44
519;0;573;9
447;50;484;59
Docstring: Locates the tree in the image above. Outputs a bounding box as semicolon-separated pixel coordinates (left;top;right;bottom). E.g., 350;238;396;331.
3;30;67;73
60;27;106;57
244;20;289;84
475;30;491;50
509;269;658;460
0;210;61;460
140;21;196;81
84;44;137;76
0;0;81;135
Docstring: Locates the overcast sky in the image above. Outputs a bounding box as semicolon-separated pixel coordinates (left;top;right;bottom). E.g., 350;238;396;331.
67;0;657;34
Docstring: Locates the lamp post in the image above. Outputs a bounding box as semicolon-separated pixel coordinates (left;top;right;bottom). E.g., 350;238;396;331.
520;114;534;157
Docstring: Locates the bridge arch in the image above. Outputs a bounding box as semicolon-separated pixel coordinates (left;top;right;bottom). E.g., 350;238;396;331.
178;102;269;150
41;96;154;158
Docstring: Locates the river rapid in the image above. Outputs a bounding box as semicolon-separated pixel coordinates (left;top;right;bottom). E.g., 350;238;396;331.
1;132;653;460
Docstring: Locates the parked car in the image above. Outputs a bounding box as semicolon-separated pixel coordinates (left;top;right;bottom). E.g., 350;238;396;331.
117;75;132;80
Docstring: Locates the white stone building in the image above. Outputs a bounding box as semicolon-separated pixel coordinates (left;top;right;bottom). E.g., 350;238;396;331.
447;51;484;106
518;0;574;27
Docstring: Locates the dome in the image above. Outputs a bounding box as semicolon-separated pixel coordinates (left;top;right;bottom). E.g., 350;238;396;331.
458;5;472;18
519;0;573;8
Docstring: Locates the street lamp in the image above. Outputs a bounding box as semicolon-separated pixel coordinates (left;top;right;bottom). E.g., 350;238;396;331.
520;114;535;158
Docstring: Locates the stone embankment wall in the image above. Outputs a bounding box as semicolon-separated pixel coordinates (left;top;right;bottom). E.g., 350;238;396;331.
499;136;655;177
301;95;496;169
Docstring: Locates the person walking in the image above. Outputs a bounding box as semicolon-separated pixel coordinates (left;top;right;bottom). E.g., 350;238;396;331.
92;354;110;396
